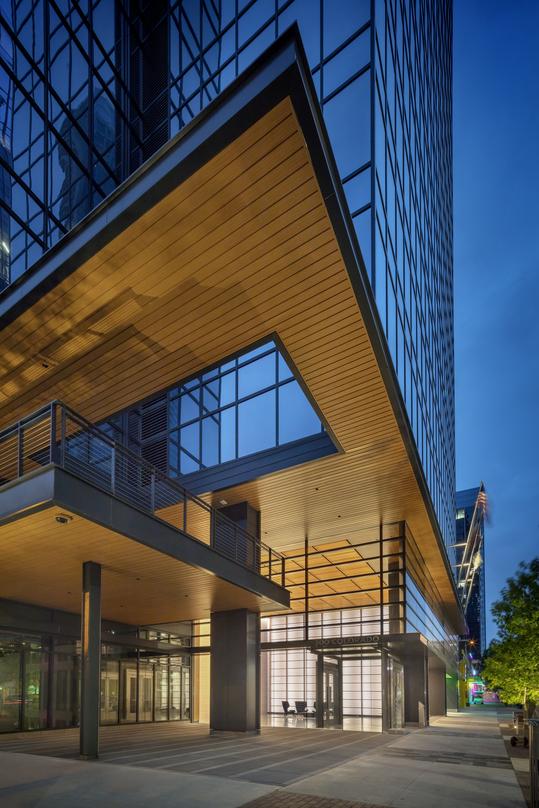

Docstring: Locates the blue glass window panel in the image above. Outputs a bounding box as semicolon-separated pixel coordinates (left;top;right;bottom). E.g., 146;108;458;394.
221;359;236;372
168;438;179;471
220;371;236;406
168;398;180;429
220;407;236;463
203;381;219;413
240;343;272;363
238;26;274;72
238;0;274;46
278;0;320;66
278;353;293;382
323;0;370;56
375;214;387;319
323;71;371;178
354;208;372;278
238;353;275;398
202;416;219;467
323;30;370;97
180;450;199;474
202;367;219;382
278;381;321;444
344;167;371;215
180;422;199;458
238;390;276;455
180;393;199;424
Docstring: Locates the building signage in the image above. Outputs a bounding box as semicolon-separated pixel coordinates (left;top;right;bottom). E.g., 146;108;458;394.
312;635;381;648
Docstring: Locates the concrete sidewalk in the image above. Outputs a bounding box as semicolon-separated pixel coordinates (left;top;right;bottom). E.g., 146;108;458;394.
0;709;526;807
285;707;526;808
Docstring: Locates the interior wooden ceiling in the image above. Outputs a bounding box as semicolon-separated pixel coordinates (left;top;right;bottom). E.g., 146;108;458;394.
0;506;284;623
280;539;385;614
0;97;459;627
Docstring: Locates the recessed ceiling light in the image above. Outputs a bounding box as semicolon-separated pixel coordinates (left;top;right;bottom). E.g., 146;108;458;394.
219;499;228;506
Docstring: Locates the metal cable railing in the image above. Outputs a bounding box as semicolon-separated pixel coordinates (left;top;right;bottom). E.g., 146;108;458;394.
0;401;284;585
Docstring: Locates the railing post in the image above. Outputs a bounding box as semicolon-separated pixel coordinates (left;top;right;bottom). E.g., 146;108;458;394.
281;556;286;588
17;424;23;477
150;470;155;513
110;443;116;496
210;510;216;549
183;492;187;533
50;403;57;464
59;406;66;467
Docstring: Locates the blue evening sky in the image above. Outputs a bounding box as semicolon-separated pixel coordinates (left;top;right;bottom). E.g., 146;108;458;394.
453;1;539;641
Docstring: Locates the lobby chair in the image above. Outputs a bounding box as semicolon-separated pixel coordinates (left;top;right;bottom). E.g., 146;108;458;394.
282;700;295;715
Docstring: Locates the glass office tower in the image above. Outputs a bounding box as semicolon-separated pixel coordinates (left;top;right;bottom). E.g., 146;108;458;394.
454;486;487;655
0;0;455;552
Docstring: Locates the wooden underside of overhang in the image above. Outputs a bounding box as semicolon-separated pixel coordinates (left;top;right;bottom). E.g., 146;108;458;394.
0;98;457;623
0;505;282;623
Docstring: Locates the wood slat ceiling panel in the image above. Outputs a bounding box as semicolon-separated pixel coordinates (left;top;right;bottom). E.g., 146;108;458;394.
0;98;458;624
0;507;282;623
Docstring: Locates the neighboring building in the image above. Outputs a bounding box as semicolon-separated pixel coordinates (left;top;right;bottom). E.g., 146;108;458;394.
453;484;487;655
0;2;461;751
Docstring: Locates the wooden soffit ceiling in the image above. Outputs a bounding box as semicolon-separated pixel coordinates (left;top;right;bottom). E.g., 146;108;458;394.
0;505;282;623
0;32;461;630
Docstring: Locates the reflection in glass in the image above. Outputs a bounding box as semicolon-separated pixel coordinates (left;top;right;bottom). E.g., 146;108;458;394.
238;354;275;398
100;658;119;725
138;662;154;722
53;640;79;728
23;643;48;730
238;390;276;455
0;638;21;732
120;662;138;723
154;659;168;721
279;382;321;444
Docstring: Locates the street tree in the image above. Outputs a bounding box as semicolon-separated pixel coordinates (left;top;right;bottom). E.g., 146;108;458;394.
482;557;539;714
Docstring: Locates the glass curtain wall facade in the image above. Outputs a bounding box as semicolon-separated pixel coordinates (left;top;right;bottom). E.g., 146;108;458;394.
0;0;455;552
100;338;325;478
0;629;191;733
255;523;455;731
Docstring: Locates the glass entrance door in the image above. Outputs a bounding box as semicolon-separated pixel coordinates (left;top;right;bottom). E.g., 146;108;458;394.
121;663;137;723
138;664;154;722
100;660;119;725
316;656;342;728
388;658;404;729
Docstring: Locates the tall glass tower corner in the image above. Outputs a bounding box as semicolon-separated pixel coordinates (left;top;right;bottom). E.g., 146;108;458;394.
0;0;455;550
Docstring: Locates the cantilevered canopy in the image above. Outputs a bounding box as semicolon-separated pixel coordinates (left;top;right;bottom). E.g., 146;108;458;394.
0;30;463;632
0;467;288;623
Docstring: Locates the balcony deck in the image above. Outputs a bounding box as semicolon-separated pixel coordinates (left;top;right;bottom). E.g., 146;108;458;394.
0;402;289;623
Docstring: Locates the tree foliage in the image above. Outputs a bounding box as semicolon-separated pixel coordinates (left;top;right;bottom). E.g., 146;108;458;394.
482;558;539;712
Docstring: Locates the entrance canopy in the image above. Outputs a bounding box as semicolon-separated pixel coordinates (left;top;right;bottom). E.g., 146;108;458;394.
0;30;462;632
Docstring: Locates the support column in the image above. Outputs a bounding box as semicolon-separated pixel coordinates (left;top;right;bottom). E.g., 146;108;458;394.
403;640;428;727
428;652;447;717
80;561;101;759
210;609;259;733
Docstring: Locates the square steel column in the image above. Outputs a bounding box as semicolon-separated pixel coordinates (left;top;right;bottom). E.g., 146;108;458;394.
210;609;259;733
80;561;101;759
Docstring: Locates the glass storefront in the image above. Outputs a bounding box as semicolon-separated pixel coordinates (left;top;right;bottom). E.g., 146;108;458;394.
0;633;191;733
